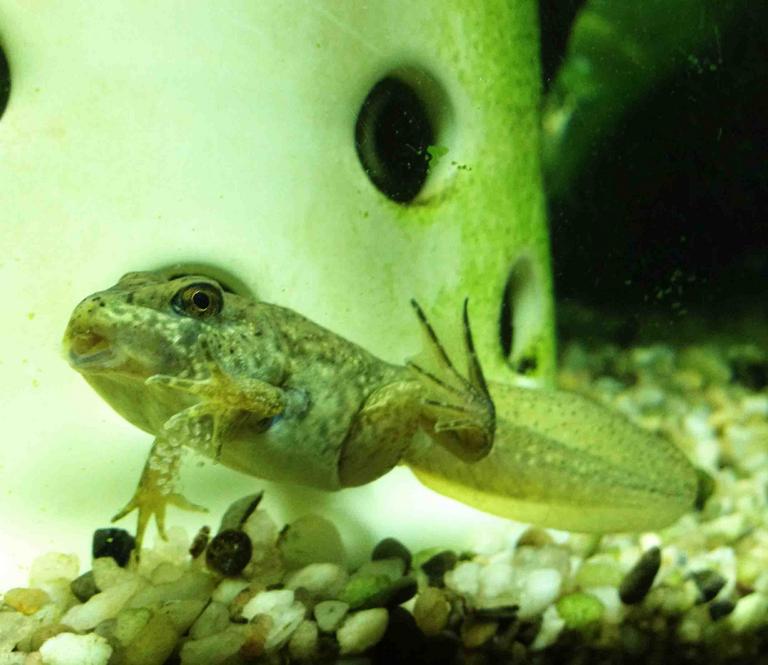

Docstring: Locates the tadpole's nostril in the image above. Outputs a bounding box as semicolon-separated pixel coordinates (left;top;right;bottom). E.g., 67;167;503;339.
69;331;109;357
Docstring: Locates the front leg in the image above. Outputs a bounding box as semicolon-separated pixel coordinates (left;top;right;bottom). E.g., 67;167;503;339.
111;423;206;552
145;335;285;458
114;344;287;550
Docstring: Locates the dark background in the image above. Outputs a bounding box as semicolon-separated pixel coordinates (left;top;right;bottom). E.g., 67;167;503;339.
539;2;767;344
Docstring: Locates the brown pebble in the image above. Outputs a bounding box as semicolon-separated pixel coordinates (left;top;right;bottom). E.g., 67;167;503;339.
414;587;451;636
70;570;99;603
460;618;498;649
240;614;272;659
230;586;262;619
28;623;74;651
516;527;554;548
206;529;253;576
189;526;211;559
619;546;661;605
3;587;50;615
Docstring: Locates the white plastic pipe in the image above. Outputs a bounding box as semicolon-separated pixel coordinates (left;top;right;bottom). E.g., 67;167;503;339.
0;2;553;584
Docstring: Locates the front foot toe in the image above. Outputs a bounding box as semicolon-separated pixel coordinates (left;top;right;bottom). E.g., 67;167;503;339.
112;487;207;551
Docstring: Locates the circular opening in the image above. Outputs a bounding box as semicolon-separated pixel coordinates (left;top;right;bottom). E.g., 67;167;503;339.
500;255;545;375
355;75;438;204
0;42;10;120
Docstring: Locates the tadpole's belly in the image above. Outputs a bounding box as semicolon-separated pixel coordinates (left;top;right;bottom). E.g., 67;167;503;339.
218;383;360;491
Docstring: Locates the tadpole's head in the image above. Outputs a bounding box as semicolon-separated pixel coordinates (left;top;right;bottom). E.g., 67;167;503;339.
62;270;235;431
64;270;231;378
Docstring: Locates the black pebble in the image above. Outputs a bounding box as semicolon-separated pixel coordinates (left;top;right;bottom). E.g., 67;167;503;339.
694;468;716;511
218;493;264;532
70;570;99;603
690;569;727;603
421;550;458;587
206;529;253;576
619;546;661;605
372;606;427;665
372;537;412;572
730;358;768;391
474;605;519;622
709;598;736;621
92;528;135;567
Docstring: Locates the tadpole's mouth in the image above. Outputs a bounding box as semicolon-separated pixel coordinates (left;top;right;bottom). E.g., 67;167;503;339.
66;331;118;369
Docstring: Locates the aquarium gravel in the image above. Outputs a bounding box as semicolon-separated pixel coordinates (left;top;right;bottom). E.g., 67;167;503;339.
1;340;767;664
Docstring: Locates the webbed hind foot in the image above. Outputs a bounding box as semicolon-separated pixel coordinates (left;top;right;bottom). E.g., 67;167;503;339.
407;299;496;461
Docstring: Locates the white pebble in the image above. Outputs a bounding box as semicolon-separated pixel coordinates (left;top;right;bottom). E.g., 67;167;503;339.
189;601;230;639
288;619;318;661
39;632;112;665
179;628;247;665
0;611;35;653
314;600;349;633
285;563;348;598
337;608;388;655
353;558;405;582
477;562;516;607
516;569;562;619
242;510;279;548
29;554;80;587
241;589;305;651
684;408;714;440
468;526;507;556
112;607;151;646
444;561;481;601
61;579;141;631
742;395;768;417
729;593;768;633
211;579;250;605
531;605;565;651
241;589;295;621
586;586;625;624
92;557;137;590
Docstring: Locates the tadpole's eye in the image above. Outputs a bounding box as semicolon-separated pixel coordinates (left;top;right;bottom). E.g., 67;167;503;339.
171;282;223;319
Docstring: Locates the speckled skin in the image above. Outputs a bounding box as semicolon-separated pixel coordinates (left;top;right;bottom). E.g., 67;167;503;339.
63;270;493;547
64;270;697;548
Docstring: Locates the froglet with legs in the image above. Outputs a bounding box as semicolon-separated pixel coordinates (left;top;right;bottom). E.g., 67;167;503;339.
63;270;697;549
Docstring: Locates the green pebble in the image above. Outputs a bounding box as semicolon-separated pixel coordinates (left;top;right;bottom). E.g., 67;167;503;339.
574;560;623;588
556;592;605;630
339;575;392;609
